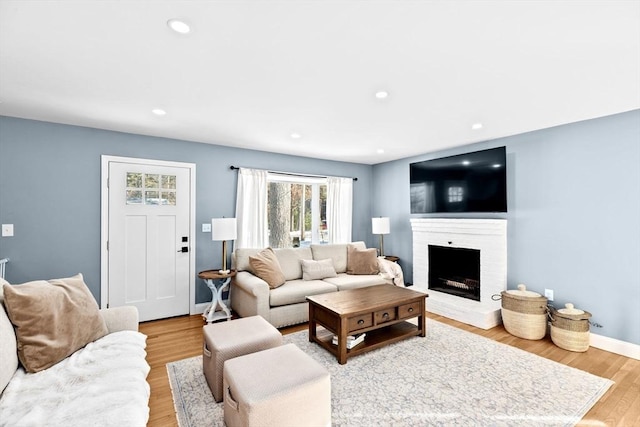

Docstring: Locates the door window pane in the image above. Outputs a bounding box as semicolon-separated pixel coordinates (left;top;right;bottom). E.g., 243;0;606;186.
126;190;143;204
162;175;176;189
145;191;160;204
161;191;176;205
145;174;160;188
127;173;143;188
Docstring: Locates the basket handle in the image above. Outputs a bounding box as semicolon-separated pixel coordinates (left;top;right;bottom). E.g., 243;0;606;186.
491;294;502;301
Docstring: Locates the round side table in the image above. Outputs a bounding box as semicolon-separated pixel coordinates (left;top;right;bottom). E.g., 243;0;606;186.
198;269;236;323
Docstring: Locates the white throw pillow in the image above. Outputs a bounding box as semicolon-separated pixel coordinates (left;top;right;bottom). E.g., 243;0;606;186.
301;259;338;281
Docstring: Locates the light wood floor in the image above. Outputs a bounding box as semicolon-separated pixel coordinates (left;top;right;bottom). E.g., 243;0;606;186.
139;313;640;427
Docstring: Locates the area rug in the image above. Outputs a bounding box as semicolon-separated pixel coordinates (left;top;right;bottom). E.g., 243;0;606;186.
166;319;613;427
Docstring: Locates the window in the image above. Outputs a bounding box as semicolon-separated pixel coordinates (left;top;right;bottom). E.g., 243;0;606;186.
126;172;176;205
267;174;328;248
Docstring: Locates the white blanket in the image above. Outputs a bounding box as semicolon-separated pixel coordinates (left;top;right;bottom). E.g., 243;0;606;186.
0;330;150;427
377;257;405;287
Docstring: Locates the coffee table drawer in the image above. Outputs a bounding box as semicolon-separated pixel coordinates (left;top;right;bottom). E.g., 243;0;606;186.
375;308;397;324
348;313;373;332
399;302;421;319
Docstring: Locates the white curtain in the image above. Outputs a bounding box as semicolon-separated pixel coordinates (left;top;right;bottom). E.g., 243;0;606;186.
326;177;353;243
235;168;268;248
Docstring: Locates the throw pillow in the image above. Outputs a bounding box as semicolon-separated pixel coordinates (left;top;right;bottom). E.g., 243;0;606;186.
249;248;286;289
346;245;380;275
0;278;20;394
2;273;109;373
301;259;338;281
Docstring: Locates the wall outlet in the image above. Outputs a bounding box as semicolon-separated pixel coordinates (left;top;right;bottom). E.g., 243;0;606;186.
202;223;212;232
544;289;554;301
1;224;14;237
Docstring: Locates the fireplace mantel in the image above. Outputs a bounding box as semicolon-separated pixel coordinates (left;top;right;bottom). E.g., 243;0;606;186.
411;218;507;329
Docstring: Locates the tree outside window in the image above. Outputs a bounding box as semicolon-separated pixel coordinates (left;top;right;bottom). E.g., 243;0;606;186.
267;176;328;248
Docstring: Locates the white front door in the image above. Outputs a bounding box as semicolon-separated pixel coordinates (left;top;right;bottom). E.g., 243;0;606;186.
104;159;193;321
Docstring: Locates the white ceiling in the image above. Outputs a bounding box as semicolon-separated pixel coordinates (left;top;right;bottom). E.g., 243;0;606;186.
1;1;638;165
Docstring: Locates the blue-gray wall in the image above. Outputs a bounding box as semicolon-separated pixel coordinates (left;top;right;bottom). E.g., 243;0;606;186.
1;111;638;345
0;116;373;304
372;110;640;345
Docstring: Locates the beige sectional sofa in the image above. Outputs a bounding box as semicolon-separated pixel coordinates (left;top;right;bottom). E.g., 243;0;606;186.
231;242;403;328
0;276;150;426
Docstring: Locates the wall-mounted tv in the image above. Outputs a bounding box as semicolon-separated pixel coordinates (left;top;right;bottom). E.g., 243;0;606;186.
410;146;507;214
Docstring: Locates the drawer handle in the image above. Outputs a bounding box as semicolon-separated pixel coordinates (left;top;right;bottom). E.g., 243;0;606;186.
358;319;364;325
408;307;414;313
383;312;389;318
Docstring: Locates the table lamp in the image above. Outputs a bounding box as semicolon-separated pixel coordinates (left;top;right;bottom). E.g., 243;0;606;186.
211;217;237;274
371;217;390;257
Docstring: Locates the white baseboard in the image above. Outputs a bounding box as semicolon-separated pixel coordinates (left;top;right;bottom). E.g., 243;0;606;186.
590;332;640;360
193;302;208;315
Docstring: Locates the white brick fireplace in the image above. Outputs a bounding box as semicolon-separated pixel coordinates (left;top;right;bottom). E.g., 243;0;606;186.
411;218;507;329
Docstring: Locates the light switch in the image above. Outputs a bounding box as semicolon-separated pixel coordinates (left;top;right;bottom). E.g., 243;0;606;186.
202;223;212;232
2;224;14;237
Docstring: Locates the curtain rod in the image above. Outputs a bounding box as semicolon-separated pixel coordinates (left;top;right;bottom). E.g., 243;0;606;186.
229;165;357;181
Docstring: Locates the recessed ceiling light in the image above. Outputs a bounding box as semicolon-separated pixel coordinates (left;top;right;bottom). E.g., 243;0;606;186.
377;149;385;154
375;91;389;99
152;108;167;116
167;19;191;34
290;133;301;139
471;123;483;130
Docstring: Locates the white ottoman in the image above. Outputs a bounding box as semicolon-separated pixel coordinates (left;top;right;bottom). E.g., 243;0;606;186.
203;315;282;402
223;343;331;427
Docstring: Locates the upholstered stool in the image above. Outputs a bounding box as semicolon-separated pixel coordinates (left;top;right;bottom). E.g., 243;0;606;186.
223;343;331;427
203;315;282;402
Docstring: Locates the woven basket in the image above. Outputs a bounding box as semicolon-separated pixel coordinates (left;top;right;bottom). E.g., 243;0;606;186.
550;303;591;352
500;284;548;340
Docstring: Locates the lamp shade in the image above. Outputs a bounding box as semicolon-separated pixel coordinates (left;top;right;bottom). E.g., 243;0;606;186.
211;218;237;241
372;217;390;235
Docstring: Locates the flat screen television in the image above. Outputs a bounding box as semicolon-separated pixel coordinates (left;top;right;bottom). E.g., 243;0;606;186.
410;146;507;214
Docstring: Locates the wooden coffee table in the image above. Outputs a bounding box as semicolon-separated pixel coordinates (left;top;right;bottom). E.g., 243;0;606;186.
307;285;427;364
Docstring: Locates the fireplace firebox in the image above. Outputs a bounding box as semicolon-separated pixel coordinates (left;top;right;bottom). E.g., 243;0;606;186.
428;245;480;301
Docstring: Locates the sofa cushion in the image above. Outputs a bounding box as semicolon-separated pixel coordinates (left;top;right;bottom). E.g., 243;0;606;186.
274;247;313;281
301;259;338;281
0;278;18;394
269;279;337;307
249;248;286;289
310;242;366;273
322;273;390;291
2;273;109;373
347;245;380;275
0;330;150;426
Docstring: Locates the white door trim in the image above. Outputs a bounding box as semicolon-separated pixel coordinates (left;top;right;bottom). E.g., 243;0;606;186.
100;155;197;316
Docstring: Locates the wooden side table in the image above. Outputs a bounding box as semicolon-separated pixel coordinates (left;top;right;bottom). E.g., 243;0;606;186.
384;255;399;263
198;269;236;323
